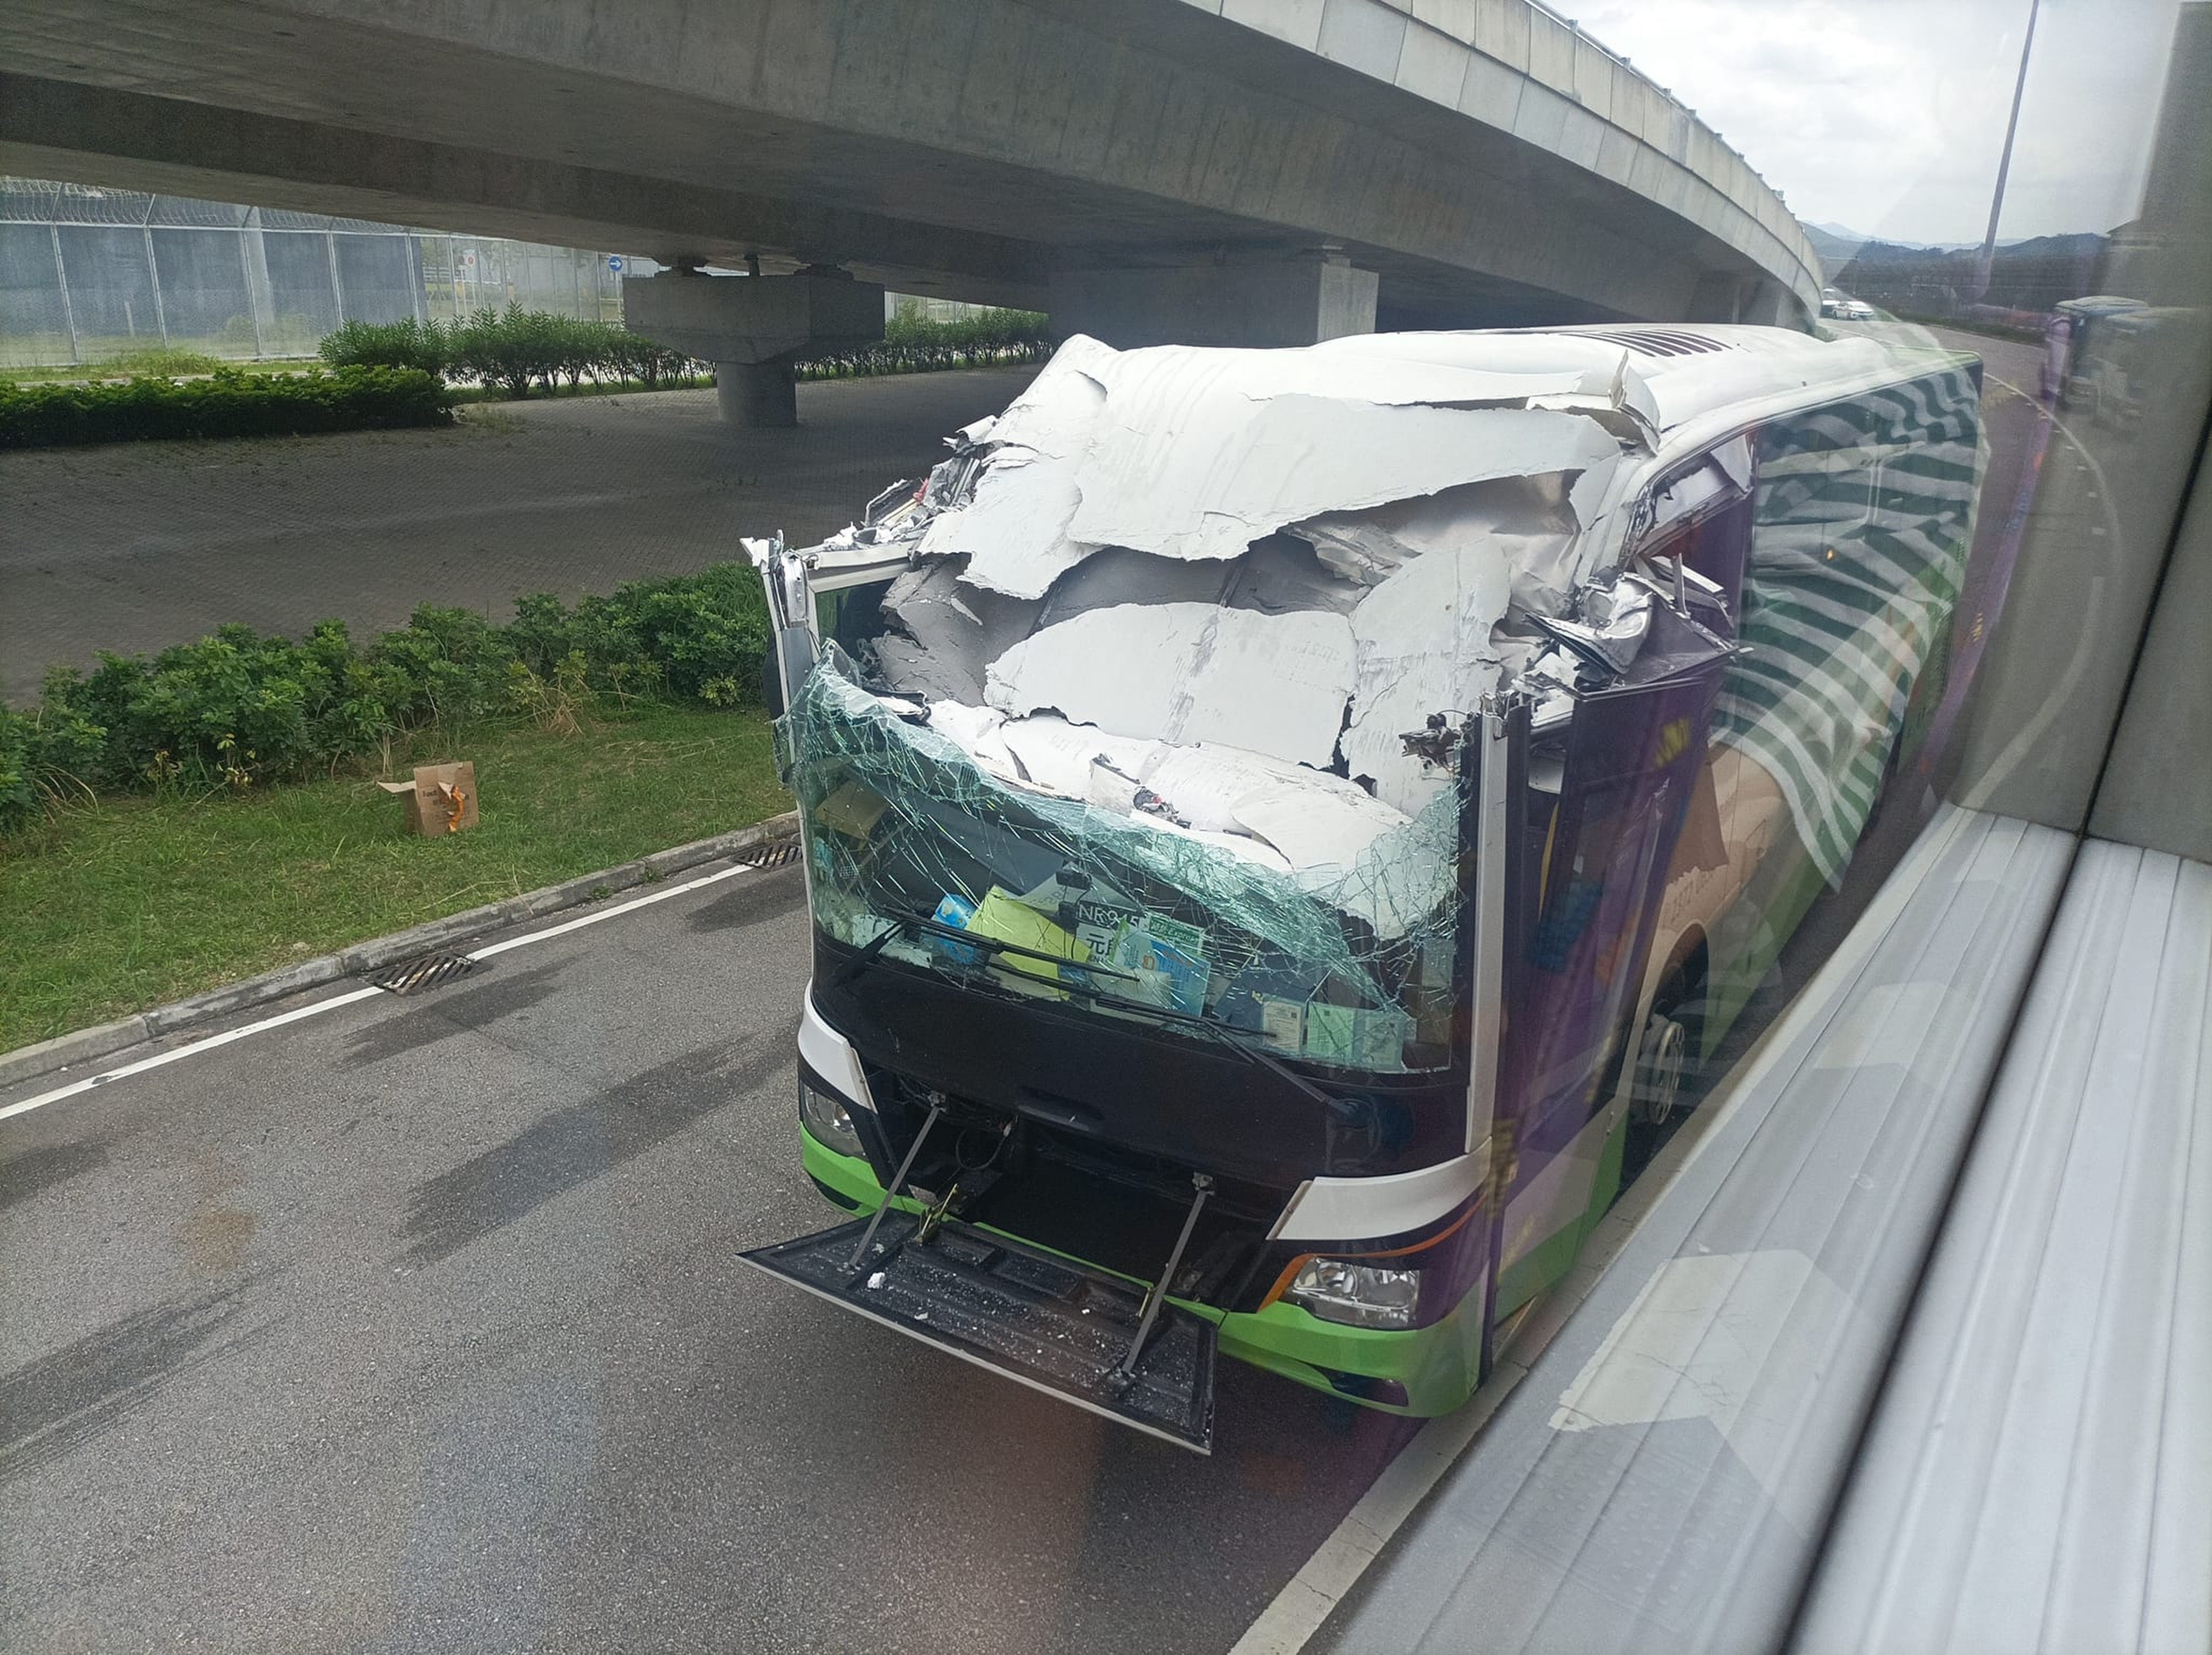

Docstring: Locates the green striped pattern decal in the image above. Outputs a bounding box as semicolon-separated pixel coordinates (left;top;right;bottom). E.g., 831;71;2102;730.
1713;361;1985;883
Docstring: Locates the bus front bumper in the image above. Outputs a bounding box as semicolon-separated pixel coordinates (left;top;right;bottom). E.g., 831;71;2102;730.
797;1125;1487;1421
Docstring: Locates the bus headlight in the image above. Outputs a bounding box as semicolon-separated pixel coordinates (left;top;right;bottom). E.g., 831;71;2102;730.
1287;1257;1422;1330
798;1080;864;1158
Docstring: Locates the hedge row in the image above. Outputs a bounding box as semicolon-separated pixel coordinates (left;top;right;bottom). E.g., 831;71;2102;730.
322;302;1056;398
0;561;771;836
802;303;1053;379
795;339;1054;380
0;366;453;450
320;310;701;397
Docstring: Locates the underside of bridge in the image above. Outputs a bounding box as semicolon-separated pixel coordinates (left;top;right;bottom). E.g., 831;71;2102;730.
1;0;1817;418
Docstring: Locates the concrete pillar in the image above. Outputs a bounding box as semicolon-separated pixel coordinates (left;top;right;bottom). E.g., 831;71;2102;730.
717;358;798;426
620;266;883;425
1687;272;1808;331
1736;279;1797;329
1687;271;1749;324
1049;247;1379;349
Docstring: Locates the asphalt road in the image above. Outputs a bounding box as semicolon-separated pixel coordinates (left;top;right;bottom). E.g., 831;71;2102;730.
0;368;1037;703
0;857;1421;1654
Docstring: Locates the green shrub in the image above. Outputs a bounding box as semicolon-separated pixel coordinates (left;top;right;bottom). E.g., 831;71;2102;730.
320;317;452;376
1;563;773;835
449;305;541;399
883;302;1051;352
0;366;454;448
605;328;695;390
797;305;1054;383
0;688;107;835
566;563;771;704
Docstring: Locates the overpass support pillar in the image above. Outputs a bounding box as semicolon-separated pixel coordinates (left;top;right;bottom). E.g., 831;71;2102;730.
1049;247;1377;349
620;266;883;426
1690;271;1806;330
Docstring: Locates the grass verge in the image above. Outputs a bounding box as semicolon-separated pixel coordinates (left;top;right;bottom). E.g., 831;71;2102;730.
0;704;788;1053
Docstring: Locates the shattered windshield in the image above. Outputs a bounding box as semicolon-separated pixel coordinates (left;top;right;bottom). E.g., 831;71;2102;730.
788;660;1462;1071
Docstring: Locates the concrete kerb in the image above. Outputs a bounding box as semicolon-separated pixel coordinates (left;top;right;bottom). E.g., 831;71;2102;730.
0;811;801;1094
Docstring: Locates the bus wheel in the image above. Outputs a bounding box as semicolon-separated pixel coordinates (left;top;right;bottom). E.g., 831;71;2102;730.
1630;1009;1689;1126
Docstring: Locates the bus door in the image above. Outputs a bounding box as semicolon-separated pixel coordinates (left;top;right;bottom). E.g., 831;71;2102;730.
1494;591;1732;1309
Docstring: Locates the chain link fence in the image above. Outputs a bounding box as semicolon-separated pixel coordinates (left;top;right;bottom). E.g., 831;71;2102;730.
1;177;644;368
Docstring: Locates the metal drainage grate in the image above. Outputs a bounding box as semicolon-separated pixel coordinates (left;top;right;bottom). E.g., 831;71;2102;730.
369;951;478;995
736;840;800;869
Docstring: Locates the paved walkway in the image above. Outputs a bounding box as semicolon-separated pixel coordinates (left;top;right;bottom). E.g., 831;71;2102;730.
0;369;1034;703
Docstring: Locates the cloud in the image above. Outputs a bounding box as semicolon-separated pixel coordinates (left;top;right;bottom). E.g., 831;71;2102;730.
1571;0;2177;242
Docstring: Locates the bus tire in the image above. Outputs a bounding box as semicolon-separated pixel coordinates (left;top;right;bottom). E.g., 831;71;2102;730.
1629;1006;1690;1126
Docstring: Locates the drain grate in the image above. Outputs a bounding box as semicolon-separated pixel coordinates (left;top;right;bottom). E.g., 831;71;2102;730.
369;950;478;995
736;839;799;869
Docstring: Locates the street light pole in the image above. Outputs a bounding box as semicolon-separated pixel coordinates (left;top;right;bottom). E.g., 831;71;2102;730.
1975;0;2042;299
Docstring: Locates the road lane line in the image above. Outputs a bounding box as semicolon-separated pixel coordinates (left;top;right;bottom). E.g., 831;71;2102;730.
0;861;762;1125
466;861;754;960
0;988;387;1124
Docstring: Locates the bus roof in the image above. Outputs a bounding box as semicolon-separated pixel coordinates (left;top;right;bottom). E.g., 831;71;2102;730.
1300;323;1945;441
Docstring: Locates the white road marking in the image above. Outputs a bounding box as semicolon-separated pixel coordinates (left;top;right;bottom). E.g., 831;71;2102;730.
0;861;759;1125
466;861;754;960
0;988;386;1124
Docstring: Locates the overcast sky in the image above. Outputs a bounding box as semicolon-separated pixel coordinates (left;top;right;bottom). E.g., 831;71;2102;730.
1571;0;2182;244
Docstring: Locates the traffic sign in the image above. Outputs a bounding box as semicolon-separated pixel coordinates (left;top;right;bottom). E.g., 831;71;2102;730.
607;255;625;274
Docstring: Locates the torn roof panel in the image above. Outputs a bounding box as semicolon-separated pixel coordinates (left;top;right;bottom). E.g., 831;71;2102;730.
918;451;1094;599
983;601;1205;748
996;714;1161;799
917;350;1110;598
984;333;1115;454
1067;395;1626;565
1223;535;1367;617
1295;474;1575;587
876;559;1039;702
985;602;1357;771
1230;781;1409;875
1342;541;1517;814
1034;546;1234;631
1139;742;1387;836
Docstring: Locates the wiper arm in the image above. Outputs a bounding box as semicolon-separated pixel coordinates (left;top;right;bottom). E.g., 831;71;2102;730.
828;915;909;989
827;902;1141;989
898;909;1140;982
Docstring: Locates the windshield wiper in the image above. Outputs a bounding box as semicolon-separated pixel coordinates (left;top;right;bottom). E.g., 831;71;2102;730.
827;916;906;989
826;902;1140;991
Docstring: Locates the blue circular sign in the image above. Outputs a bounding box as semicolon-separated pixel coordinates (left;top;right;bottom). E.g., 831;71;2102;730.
607;255;625;274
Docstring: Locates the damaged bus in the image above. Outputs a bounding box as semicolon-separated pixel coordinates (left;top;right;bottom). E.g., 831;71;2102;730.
739;325;1982;1452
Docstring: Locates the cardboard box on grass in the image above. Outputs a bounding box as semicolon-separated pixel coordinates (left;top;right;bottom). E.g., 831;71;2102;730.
378;762;478;836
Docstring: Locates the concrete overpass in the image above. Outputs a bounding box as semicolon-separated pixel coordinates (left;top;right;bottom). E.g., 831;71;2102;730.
1;0;1823;419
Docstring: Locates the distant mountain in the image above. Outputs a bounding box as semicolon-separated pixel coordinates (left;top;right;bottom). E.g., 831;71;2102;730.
1805;224;1868;269
1808;222;2109;284
1993;232;2109;262
1807;223;1976;260
1822;229;2110;314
